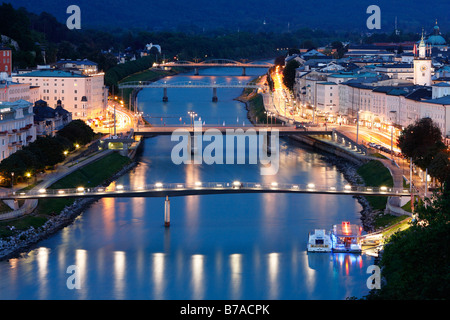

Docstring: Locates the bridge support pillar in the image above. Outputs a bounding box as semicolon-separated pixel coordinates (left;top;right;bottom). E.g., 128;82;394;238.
212;87;218;102
163;88;168;102
194;67;199;76
242;67;246;76
262;131;274;155
190;134;200;155
164;195;170;227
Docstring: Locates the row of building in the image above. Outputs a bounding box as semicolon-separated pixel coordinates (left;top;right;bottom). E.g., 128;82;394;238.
291;21;450;141
0;46;108;162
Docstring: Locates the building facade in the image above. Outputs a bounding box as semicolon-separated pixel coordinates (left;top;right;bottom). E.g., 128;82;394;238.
0;47;12;75
13;69;107;121
0;100;36;162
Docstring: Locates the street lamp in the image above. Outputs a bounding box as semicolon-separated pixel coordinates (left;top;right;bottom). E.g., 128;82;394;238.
356;110;361;144
188;111;197;129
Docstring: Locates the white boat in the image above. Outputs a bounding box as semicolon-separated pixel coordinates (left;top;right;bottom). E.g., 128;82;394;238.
307;229;332;252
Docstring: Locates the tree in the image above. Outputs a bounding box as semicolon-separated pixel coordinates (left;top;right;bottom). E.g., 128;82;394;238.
274;55;285;67
397;118;446;171
364;180;450;300
428;151;450;185
57;120;95;146
282;59;300;91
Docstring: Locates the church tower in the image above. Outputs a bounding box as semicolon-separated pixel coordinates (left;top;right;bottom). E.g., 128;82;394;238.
414;31;432;86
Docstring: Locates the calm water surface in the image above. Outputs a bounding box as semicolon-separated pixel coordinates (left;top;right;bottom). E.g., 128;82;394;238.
0;67;372;299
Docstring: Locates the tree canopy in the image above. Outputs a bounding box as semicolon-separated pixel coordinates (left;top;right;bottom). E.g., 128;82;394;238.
398;118;447;172
0;120;96;184
364;179;450;300
282;59;300;91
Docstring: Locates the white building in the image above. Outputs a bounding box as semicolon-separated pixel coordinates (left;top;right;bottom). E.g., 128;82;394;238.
0;100;36;162
316;82;339;116
13;69;107;121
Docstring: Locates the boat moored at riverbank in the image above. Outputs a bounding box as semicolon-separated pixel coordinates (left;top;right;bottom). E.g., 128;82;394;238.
331;221;362;253
307;229;332;252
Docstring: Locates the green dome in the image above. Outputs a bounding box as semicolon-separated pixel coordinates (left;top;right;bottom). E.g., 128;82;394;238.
427;21;446;46
427;35;446;45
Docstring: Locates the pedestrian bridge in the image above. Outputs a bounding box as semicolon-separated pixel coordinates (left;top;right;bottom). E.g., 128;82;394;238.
2;182;410;201
118;80;264;102
2;182;410;227
118;80;263;89
133;124;331;137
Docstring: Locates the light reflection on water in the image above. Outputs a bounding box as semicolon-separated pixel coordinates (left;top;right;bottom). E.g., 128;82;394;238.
0;67;372;300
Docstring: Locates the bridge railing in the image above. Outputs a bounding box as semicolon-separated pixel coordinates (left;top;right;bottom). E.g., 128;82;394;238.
0;182;411;199
118;80;263;89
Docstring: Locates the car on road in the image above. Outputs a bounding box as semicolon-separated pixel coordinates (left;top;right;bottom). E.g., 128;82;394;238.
295;124;307;130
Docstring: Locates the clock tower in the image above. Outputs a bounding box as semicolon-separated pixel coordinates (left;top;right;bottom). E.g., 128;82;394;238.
414;32;432;86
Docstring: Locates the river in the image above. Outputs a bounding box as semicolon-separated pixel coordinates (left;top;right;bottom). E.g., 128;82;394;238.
0;66;373;300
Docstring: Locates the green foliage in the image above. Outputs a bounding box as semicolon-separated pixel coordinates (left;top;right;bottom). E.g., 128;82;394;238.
274;56;285;66
398;118;446;171
428;151;450;184
49;152;130;189
357;160;394;210
364;183;450;300
56;119;95;146
0;120;95;181
105;56;155;94
282;59;301;91
357;160;393;187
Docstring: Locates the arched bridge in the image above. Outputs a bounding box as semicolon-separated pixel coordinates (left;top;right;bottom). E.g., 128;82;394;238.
155;59;273;75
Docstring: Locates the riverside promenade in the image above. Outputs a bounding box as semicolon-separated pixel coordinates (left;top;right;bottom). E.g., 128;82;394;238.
259;91;413;216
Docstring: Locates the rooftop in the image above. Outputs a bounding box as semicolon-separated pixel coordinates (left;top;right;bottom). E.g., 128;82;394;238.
424;95;450;105
0;99;32;110
17;70;88;78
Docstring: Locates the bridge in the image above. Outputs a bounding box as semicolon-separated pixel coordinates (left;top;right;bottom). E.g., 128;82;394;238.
118;80;264;102
133;124;330;137
2;182;410;227
155;59;273;75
